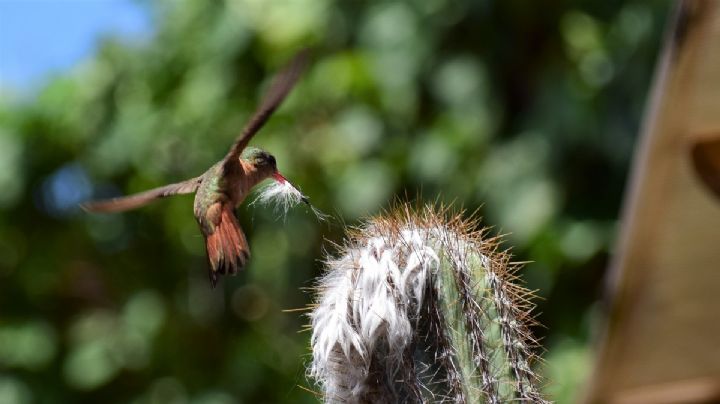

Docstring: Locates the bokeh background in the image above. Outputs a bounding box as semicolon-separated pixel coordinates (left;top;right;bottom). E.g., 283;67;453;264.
0;1;672;403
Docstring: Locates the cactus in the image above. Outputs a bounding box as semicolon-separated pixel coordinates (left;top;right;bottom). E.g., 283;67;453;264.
308;204;548;403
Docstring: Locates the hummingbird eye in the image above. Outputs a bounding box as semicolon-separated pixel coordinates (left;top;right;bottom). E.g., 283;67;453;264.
254;152;276;169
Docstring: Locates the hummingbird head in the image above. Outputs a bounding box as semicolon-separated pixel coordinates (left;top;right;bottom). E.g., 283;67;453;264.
244;147;320;217
242;147;287;183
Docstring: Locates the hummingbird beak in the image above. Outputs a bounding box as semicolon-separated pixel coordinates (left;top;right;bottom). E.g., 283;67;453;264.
272;171;288;183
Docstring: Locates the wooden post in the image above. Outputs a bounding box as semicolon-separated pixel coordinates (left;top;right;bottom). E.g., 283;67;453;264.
585;1;720;403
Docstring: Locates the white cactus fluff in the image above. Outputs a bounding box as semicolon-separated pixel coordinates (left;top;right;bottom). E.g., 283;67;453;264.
251;179;328;221
308;204;548;403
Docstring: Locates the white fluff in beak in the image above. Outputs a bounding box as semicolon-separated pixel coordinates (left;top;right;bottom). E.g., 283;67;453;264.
252;178;328;221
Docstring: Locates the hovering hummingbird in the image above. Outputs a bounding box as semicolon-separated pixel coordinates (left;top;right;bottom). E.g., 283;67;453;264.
82;51;309;288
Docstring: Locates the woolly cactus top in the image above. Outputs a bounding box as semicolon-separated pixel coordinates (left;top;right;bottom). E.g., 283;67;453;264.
308;204;548;403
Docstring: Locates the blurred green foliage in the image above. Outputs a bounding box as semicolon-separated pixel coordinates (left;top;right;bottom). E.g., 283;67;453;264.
0;1;670;402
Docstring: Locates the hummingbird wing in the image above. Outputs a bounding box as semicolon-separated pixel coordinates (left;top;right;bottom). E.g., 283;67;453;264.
221;49;309;174
81;176;202;213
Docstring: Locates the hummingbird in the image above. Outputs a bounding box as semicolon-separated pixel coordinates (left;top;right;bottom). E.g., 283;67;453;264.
82;50;309;288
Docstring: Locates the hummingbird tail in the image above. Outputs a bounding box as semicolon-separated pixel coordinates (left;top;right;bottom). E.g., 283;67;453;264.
205;206;250;288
